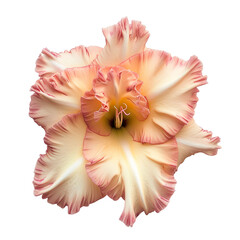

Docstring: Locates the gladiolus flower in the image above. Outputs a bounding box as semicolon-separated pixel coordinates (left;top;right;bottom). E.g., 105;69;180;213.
30;18;220;226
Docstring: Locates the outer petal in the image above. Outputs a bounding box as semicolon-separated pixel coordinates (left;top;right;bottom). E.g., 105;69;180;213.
121;49;207;144
36;46;102;77
33;113;103;213
176;119;221;167
96;18;150;67
30;65;98;130
83;129;177;226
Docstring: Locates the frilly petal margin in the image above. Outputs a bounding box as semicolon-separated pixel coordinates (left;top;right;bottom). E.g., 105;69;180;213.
96;17;150;67
176;119;221;167
81;89;112;136
33;113;103;214
83;129;177;226
29;65;98;130
121;49;207;144
36;46;102;78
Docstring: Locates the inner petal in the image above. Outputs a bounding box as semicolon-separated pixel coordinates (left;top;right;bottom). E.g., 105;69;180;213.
81;67;149;135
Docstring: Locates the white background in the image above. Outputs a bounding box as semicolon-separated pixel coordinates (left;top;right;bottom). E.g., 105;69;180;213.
1;0;239;239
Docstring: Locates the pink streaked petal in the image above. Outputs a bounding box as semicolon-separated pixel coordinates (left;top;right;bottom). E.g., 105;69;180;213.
96;18;150;67
33;113;104;213
121;49;207;144
176;119;221;167
36;46;102;77
81;89;112;136
29;65;98;130
83;129;177;226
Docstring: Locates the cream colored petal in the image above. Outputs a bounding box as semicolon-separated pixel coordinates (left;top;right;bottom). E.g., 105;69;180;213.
29;65;98;130
34;114;103;213
36;46;102;77
121;49;207;144
83;129;177;226
176;119;221;167
96;18;149;67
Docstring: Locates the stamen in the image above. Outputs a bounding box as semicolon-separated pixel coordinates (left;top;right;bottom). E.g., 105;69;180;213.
114;103;130;128
114;106;123;128
121;103;130;116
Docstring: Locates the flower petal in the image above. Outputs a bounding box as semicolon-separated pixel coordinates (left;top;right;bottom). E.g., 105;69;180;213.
81;89;112;136
121;49;207;144
176;119;221;167
33;113;103;213
83;129;177;226
96;18;150;67
81;67;149;136
30;65;98;130
36;46;102;77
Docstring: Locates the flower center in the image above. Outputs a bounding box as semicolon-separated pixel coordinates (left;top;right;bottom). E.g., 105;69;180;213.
114;103;130;128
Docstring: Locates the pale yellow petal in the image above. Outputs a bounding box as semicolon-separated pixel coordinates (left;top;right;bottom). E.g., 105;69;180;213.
30;65;98;129
34;114;103;213
97;18;149;67
176;119;221;166
36;46;102;77
83;129;177;226
121;49;207;144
